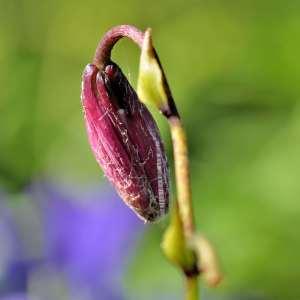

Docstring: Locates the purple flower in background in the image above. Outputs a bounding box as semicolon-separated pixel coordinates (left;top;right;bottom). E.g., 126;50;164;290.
0;295;27;300
0;199;35;297
0;181;143;300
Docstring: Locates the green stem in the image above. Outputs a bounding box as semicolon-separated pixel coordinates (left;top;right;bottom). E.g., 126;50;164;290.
168;115;199;299
168;115;195;239
185;276;199;300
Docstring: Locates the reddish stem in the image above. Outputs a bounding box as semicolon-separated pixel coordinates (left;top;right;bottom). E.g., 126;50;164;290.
93;25;144;69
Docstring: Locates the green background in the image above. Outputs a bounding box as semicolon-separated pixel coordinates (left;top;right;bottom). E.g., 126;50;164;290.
1;0;300;299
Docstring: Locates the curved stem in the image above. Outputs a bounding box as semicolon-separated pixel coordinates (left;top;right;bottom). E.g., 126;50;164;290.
93;25;144;69
92;24;200;299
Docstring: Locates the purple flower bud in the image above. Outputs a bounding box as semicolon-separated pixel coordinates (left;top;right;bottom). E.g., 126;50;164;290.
81;62;169;222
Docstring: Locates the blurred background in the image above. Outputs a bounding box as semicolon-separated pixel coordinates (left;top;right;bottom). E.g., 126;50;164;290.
1;0;300;299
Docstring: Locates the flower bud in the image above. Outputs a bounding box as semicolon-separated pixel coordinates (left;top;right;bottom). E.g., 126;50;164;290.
161;203;198;276
81;62;169;222
137;29;178;118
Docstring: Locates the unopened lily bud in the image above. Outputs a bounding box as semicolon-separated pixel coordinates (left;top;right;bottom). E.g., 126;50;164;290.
81;62;169;222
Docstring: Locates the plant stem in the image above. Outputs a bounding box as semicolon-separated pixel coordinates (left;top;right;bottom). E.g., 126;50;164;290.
93;25;144;70
185;276;199;300
168;115;195;239
168;115;198;299
91;24;200;299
